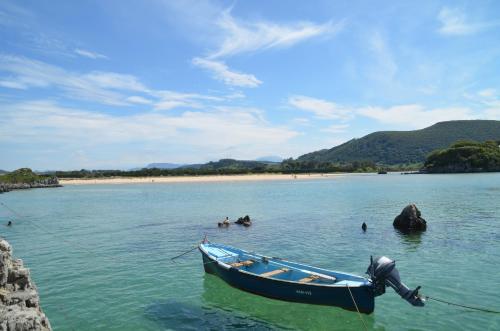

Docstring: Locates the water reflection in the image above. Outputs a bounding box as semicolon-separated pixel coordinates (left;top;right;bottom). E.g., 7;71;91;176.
144;298;280;330
201;274;384;331
394;229;424;251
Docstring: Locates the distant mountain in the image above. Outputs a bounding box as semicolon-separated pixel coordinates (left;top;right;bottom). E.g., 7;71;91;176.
255;155;283;163
297;120;500;165
0;170;8;175
145;163;185;169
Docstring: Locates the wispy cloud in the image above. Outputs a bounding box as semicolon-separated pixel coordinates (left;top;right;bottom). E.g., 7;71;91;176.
126;96;153;105
0;100;299;168
357;104;475;128
288;94;489;129
437;7;499;36
74;48;108;60
321;124;349;133
192;57;262;88
288;95;351;120
0;54;232;109
367;31;397;84
209;9;343;59
190;6;343;88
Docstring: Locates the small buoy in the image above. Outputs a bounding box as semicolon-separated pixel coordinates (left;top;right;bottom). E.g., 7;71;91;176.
362;222;367;232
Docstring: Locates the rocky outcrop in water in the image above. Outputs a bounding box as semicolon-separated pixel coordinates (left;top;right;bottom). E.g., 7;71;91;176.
0;239;51;331
235;215;252;227
0;177;61;194
393;204;427;232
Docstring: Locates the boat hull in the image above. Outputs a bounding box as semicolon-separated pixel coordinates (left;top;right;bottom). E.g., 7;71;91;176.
200;248;375;314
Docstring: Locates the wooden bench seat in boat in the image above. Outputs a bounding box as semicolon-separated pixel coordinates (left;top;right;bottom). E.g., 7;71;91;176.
299;273;336;283
299;274;321;283
260;268;289;278
230;260;254;268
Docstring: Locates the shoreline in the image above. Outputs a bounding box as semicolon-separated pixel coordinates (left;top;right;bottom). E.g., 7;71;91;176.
59;173;354;185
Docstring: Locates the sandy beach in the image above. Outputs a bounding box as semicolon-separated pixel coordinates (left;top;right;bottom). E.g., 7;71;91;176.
59;173;349;185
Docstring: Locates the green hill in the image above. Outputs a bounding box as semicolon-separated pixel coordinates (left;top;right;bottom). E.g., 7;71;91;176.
423;140;500;173
297;120;500;165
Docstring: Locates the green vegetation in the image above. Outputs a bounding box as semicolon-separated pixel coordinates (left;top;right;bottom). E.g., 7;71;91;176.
183;159;281;171
29;120;500;178
0;168;42;183
55;159;283;178
423;140;500;173
297;120;500;165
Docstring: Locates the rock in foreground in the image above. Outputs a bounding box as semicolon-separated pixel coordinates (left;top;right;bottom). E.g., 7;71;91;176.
393;204;427;232
0;239;51;331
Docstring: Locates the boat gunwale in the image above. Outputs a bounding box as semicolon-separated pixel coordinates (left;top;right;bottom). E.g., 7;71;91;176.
199;243;372;288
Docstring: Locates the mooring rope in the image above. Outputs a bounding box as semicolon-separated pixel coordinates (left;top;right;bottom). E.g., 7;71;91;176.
424;295;500;314
346;284;368;331
170;245;199;261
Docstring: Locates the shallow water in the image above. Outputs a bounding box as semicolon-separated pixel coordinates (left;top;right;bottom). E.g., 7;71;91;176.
1;173;500;330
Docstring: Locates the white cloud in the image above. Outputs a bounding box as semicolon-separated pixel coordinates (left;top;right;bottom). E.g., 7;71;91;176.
209;9;343;58
192;57;262;88
291;117;311;126
74;48;108;60
367;31;397;84
126;96;153;105
83;71;147;92
288;95;351;120
0;79;27;89
484;108;500;120
437;7;499;36
321;124;349;133
288;94;488;129
0;54;232;109
478;88;496;98
0;54;130;105
357;104;475;128
187;7;342;87
0;100;299;167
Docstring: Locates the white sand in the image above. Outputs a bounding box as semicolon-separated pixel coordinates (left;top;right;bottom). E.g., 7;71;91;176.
59;173;348;185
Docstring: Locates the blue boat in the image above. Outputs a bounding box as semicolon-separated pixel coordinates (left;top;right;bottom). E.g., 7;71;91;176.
199;241;425;314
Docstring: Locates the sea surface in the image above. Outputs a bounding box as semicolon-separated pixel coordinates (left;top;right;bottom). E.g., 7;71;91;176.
1;173;500;330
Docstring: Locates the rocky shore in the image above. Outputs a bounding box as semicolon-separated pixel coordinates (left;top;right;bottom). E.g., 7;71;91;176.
0;239;51;331
0;178;61;194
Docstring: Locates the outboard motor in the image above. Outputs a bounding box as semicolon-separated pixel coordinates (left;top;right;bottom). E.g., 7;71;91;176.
367;256;425;307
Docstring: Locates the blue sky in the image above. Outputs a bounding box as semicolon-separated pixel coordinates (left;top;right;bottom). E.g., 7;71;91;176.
1;0;499;170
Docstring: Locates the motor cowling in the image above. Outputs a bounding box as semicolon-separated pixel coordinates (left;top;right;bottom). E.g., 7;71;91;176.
367;256;425;307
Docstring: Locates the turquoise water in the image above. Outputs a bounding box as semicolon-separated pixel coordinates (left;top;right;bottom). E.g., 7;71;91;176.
1;173;500;330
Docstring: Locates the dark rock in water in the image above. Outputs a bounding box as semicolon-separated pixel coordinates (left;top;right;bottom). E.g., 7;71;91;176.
235;215;252;227
0;238;52;330
393;204;427;232
362;222;367;231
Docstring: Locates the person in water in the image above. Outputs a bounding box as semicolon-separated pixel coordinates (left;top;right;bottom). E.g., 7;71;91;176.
7;221;12;226
223;217;230;225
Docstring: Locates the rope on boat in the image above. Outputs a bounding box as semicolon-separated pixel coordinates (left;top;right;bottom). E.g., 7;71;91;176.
346;284;368;331
6;201;500;319
424;295;500;314
170;245;199;261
